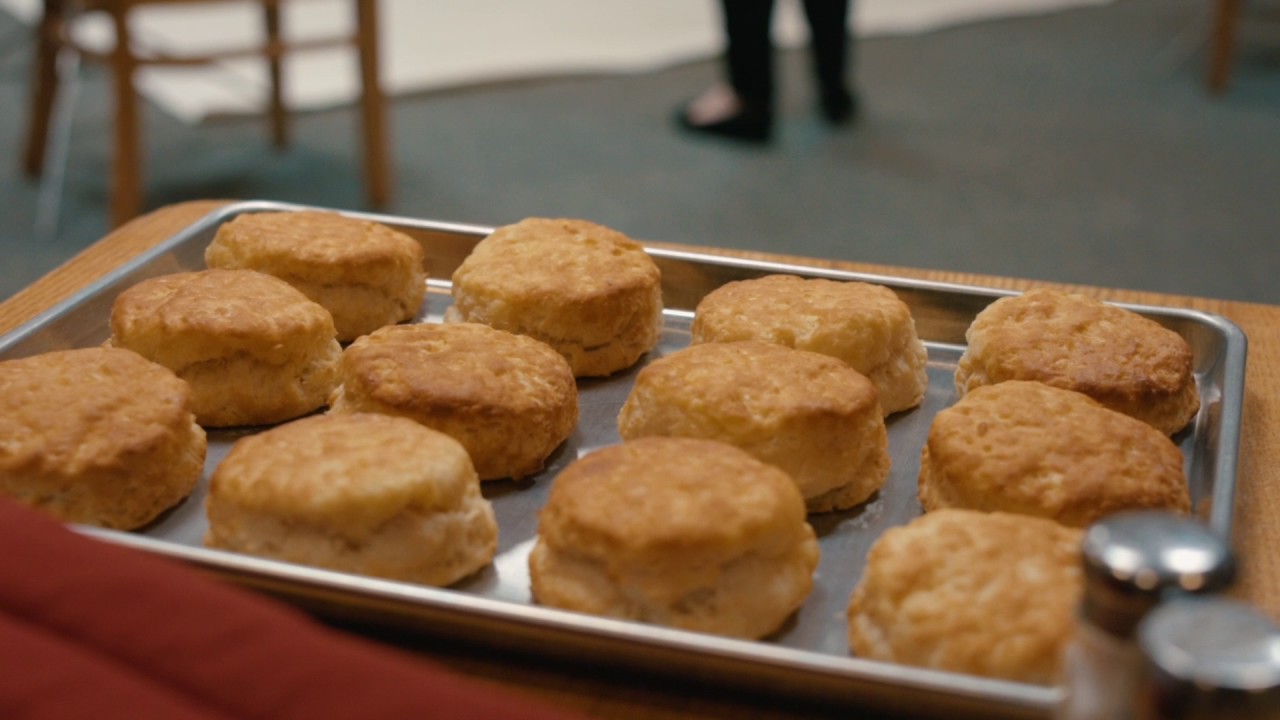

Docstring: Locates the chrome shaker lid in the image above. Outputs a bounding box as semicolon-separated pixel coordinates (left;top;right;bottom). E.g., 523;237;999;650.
1080;511;1236;636
1138;596;1280;720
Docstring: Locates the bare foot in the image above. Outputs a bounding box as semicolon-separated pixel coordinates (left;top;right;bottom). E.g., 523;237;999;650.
683;84;746;125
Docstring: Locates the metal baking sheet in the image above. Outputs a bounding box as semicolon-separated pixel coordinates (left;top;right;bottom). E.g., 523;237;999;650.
0;200;1248;719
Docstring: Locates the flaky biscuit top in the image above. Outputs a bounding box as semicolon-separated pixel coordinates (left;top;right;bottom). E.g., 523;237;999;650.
691;275;915;370
924;380;1190;523
109;269;337;368
959;289;1194;397
206;210;426;288
454;218;658;299
209;413;477;532
450;218;662;343
337;322;577;416
848;509;1083;684
0;347;196;475
538;437;811;567
621;341;880;435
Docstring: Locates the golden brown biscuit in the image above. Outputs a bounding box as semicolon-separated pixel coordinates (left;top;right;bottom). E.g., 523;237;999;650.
205;413;497;587
529;437;820;639
955;289;1199;434
328;322;578;481
446;217;663;377
847;509;1084;684
919;381;1190;526
690;275;928;415
0;347;206;529
109;268;341;427
617;341;889;513
206;210;427;342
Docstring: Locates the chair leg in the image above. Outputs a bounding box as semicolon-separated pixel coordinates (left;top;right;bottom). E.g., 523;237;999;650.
1208;0;1242;96
264;0;289;147
109;7;142;226
34;47;82;239
355;0;391;208
23;0;65;178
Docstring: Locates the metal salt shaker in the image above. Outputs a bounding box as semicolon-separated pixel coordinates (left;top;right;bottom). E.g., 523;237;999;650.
1054;511;1236;720
1136;596;1280;719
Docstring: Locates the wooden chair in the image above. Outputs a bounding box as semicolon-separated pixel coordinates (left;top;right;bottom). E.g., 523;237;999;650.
21;0;392;227
1207;0;1242;95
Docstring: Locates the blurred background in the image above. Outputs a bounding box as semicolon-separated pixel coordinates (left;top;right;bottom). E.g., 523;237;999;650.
1;0;1277;304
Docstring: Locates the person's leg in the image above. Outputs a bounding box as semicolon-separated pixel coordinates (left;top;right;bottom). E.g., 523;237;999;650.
723;0;776;110
801;0;857;123
677;0;776;142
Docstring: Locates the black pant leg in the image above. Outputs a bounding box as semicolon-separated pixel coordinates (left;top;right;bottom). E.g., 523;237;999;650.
721;0;777;108
800;0;851;93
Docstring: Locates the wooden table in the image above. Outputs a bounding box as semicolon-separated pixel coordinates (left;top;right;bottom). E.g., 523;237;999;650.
3;201;1277;719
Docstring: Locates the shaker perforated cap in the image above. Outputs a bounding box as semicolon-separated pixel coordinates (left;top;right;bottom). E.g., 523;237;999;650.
1080;511;1236;636
1138;596;1280;720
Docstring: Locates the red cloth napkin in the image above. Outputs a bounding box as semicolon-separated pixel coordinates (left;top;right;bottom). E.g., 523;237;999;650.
0;498;586;720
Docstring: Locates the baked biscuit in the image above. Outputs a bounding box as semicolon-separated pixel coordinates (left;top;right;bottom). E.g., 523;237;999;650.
206;413;497;587
446;217;663;377
109;268;341;427
617;341;889;513
847;509;1083;685
690;275;928;415
529;437;820;639
328;322;578;481
0;347;206;529
955;289;1199;434
206;210;427;342
919;381;1190;526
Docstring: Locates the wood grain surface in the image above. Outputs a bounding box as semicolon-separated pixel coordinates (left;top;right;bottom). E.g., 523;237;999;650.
3;201;1276;720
